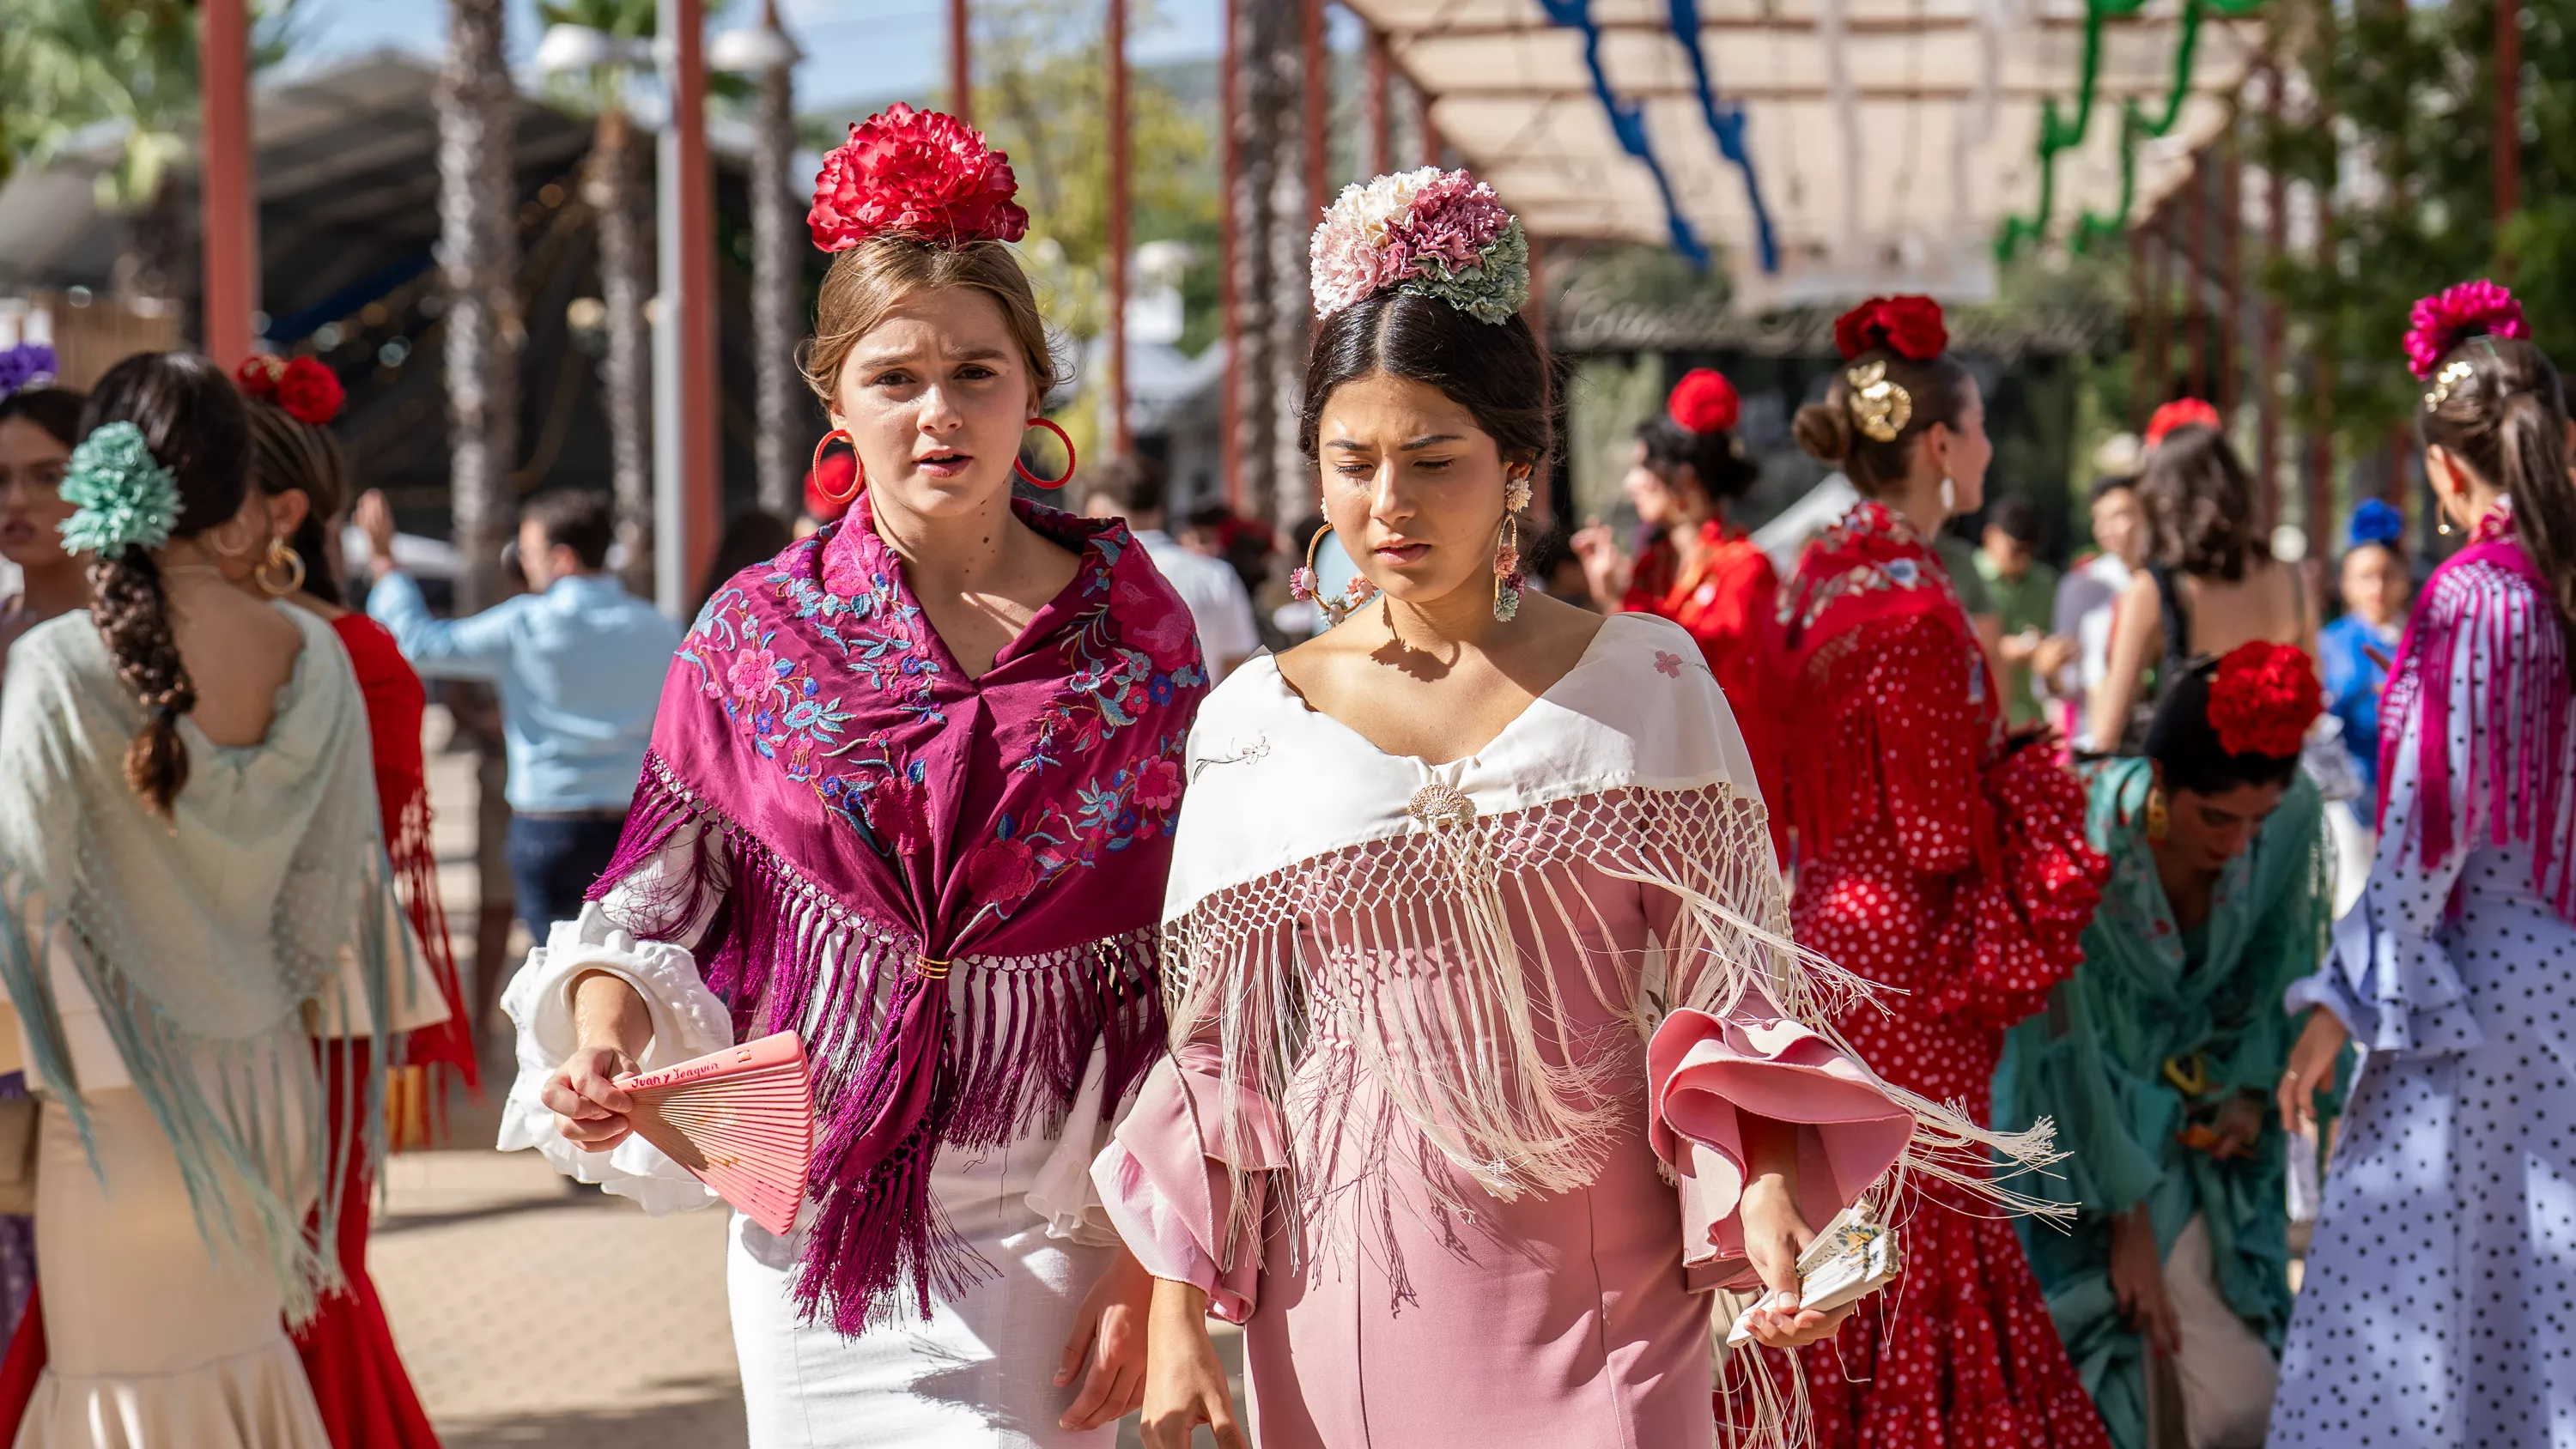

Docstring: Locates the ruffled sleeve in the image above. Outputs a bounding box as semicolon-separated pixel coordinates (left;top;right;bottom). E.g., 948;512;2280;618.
1648;997;1915;1292
495;817;738;1211
1088;1043;1285;1323
2284;563;2566;1056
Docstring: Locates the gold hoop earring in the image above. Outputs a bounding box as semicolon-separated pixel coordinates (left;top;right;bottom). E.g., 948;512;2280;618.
255;537;307;597
205;516;260;561
1287;518;1377;627
2146;787;2170;845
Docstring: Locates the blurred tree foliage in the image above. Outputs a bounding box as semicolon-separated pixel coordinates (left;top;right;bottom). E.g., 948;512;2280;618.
2262;0;2574;449
0;0;293;206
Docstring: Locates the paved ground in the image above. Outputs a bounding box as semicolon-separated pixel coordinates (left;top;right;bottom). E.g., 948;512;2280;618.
379;711;1236;1446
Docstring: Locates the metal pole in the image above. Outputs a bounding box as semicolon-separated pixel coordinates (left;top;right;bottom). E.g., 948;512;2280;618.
951;0;973;126
2221;132;2241;420
1108;0;1131;458
1218;0;1242;510
2184;156;2208;403
1303;0;1329;222
657;0;722;617
2260;62;2287;534
1365;27;1390;178
198;0;258;361
1419;78;1441;167
2129;221;2148;434
2142;210;2168;419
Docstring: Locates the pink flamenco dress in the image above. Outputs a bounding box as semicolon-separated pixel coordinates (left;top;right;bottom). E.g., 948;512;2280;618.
1094;612;2059;1447
1747;498;2112;1449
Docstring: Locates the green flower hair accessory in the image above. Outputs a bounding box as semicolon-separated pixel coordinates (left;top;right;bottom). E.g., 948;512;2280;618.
60;421;182;561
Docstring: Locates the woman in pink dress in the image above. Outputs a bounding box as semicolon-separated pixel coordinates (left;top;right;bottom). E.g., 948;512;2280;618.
1756;296;2111;1449
1103;173;2059;1449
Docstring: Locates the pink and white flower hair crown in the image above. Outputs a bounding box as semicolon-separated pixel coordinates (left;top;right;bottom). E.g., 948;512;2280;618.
1309;167;1530;324
808;103;1030;252
2403;279;2527;381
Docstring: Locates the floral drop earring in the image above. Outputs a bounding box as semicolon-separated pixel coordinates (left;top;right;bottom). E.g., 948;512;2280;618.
1492;515;1524;622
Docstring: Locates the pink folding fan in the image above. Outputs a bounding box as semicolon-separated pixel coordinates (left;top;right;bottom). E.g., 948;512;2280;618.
614;1031;814;1234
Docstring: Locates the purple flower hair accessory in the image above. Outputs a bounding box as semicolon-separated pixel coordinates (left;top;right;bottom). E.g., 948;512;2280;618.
0;343;58;398
2404;280;2528;381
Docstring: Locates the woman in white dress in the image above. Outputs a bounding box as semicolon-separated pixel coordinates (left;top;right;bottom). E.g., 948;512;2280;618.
504;106;1206;1447
0;350;441;1448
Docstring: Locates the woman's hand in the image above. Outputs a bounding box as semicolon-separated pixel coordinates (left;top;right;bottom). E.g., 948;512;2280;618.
2279;1008;2349;1131
1736;1174;1854;1349
2108;1204;2178;1356
1138;1278;1246;1449
1569;517;1632;610
539;969;652;1152
1056;1245;1153;1431
2208;1090;2266;1161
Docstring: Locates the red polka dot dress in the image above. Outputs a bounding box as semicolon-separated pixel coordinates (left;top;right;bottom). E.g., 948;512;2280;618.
1737;501;2110;1449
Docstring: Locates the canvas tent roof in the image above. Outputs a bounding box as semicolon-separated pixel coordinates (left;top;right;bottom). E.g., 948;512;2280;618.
1351;0;2260;307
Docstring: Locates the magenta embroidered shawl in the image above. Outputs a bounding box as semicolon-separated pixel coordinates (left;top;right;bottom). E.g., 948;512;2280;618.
2375;501;2575;921
596;491;1208;1331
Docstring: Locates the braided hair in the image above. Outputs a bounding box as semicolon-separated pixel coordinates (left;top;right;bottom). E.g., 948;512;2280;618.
76;353;253;815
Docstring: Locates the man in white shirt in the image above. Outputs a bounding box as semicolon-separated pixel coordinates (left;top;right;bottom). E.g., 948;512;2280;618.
2044;471;2148;745
1081;455;1261;681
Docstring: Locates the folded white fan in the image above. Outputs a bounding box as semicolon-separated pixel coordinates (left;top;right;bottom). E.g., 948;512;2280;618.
1725;1206;1904;1345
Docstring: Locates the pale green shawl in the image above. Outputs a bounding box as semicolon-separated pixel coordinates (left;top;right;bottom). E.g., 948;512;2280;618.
0;603;410;1321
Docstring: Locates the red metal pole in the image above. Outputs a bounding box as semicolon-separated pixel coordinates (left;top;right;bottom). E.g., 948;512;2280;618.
198;0;258;362
1107;0;1131;458
1303;0;1329;221
1218;0;1242;509
673;0;721;588
2496;0;2520;227
950;0;972;126
1365;27;1390;177
2130;221;2149;434
1419;78;1441;167
2221;133;2242;419
2260;64;2287;534
2142;210;2168;419
2184;155;2208;403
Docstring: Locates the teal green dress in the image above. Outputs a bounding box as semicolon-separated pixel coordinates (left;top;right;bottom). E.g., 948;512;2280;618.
1992;758;2328;1449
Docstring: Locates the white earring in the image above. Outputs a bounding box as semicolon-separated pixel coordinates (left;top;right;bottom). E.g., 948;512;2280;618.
1939;475;1957;513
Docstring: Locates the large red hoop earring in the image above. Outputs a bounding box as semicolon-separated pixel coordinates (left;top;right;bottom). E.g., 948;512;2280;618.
1013;417;1077;489
811;428;863;503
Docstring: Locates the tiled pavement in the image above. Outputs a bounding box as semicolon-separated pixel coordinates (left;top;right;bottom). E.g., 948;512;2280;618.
385;712;1236;1446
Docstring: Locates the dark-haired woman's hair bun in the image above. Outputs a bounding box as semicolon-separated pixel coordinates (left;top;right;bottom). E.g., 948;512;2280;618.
1792;400;1855;466
2417;330;2576;672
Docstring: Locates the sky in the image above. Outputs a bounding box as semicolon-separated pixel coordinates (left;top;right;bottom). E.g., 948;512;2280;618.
275;0;1224;115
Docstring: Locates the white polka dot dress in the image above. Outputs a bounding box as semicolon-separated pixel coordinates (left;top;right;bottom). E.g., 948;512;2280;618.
2270;532;2576;1449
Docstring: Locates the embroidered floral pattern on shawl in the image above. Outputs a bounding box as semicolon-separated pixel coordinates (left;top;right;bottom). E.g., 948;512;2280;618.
594;492;1207;1331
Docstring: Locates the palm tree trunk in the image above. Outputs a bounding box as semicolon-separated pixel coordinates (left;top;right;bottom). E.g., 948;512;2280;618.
1248;0;1306;530
750;9;803;518
437;0;522;1044
587;106;653;590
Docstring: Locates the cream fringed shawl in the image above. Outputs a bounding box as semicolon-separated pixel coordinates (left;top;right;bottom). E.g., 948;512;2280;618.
1161;613;2066;1278
0;605;410;1322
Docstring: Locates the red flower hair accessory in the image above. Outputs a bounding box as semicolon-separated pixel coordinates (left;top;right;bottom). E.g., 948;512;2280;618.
808;104;1029;252
2206;641;2321;759
2143;398;2221;447
2403;279;2527;381
1666;368;1740;434
1832;294;1947;362
234;354;345;427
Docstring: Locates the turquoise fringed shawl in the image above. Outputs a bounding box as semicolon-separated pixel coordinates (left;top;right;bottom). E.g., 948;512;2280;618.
0;603;411;1323
1992;756;2330;1449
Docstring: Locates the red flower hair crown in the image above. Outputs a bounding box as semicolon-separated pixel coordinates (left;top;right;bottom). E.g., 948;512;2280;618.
2143;398;2221;448
2206;641;2322;759
809;104;1030;253
2403;280;2528;382
234;354;345;427
1667;368;1740;434
1832;294;1947;362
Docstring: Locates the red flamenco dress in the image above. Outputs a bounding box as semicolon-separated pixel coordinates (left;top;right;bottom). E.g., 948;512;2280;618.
1735;499;2111;1449
0;615;476;1448
1622;518;1783;812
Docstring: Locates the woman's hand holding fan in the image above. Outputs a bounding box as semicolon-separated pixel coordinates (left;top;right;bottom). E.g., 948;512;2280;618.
541;969;653;1152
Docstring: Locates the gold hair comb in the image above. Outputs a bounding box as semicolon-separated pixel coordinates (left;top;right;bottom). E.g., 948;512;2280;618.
1845;361;1912;442
2424;357;2476;412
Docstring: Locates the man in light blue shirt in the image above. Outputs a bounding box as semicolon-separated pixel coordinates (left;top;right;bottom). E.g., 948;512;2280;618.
357;487;680;937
